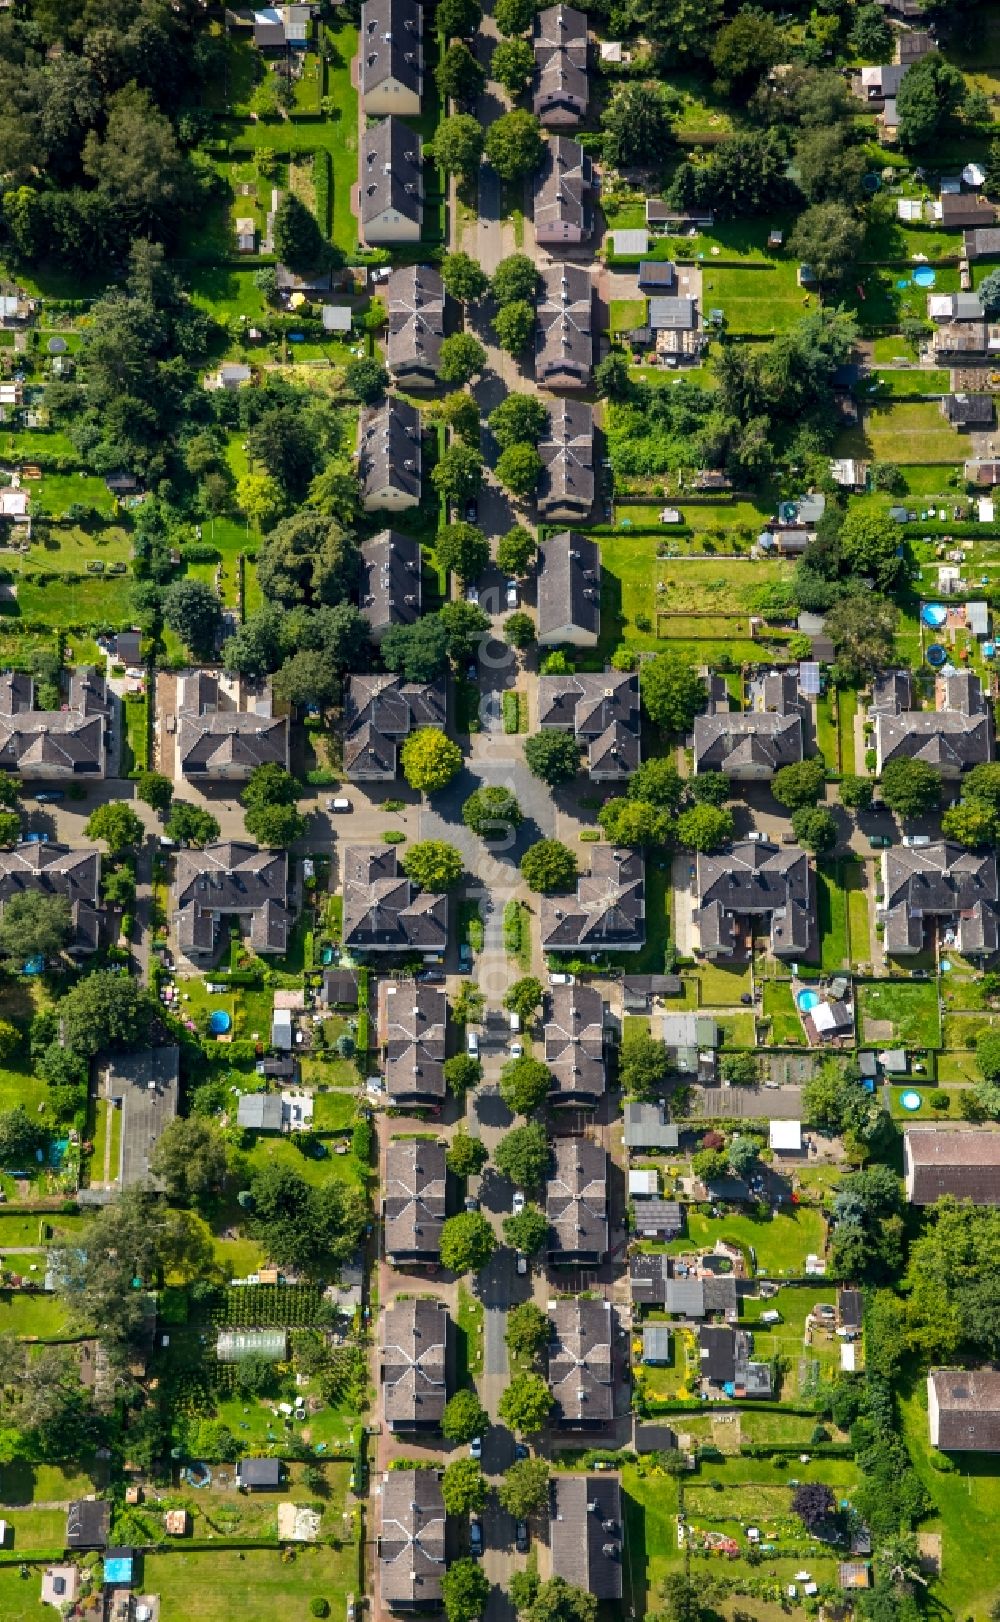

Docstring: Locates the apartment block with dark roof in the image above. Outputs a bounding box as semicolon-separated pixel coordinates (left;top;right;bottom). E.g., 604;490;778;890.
536;262;592;390
881;841;999;958
904;1127;1000;1204
547;1137;608;1264
536;530;600;646
541;845;645;953
360;0;423;116
537;670;640;779
378;980;447;1105
173;843;291;964
533;4;588;125
386;265;444;388
693;669;805;779
359;531;423;639
359;117;423;246
0;668;107;779
384;1137;446;1264
533;136;593;247
175;671;289;783
550;1475;622;1599
358;395;422;511
0;841;105;956
537;400;594;525
871;669;993;776
544;981;606;1106
381;1297;448;1430
548;1297;613;1427
928;1368;1000;1451
343;673;446;780
695;838;815;962
378;1468;446;1611
342;846;448;955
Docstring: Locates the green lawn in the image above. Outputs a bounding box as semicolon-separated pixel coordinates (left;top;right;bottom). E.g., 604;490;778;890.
704;262;806;335
143;1541;357;1622
857;980;941;1049
621;1462;685;1616
942;1010;1000;1048
13;574;132;628
610;297;647;333
695;960;753;1006
840;400;968;465
0;1507;69;1553
243;1134;365;1192
661;1204;827;1278
313;1091;359;1130
816;862;849;976
838;689;858;774
872;369;950;398
900;1384;1000;1620
762;978;804;1046
456;1283;484;1382
845;863;871;967
0;1290;72;1339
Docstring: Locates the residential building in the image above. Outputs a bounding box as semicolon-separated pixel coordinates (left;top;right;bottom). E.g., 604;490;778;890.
695;838;814;962
342;846;448;955
359;118;423;245
173;843;291;964
358;395;422;511
343;673;446;780
854;62;908;108
237;1458;283;1491
381;1298;448;1430
928;1368;1000;1450
533;137;593;246
699;1326;772;1396
649;296;698;332
0;668;107;779
881;841;999;957
378;980;447;1106
359;532;423;639
102;1047;180;1189
533;4;588;125
66;1501;110;1551
536;262;592;390
544;981;606;1106
252;5;313;50
966;460;1000;486
386;265;444;388
632;1198;683;1240
638;261;676;293
547;1138;608;1264
536;529;600;645
549;1475;622;1599
0;842;104;956
904;1127;1000;1204
237;1093;283;1132
384;1138;446;1265
541;845;645;953
629;1253;738;1316
537;670;640;779
360;0;423;117
939;194;998;230
623;1102;679;1151
964;227;1000;259
839;1290;863;1334
942;392;994;429
537;401;594;524
548;1298;613;1427
378;1468;446;1610
693;670;805;779
657;1012;719;1077
175;672;288;782
622;974;683;1011
205;361;252;391
871;669;993;776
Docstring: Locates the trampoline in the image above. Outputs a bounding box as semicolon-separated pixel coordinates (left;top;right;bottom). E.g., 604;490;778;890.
209;1010;231;1035
921;603;948;628
913;266;936;288
796;989;821;1013
900;1090;923;1112
926;643;947;667
47;336;67;354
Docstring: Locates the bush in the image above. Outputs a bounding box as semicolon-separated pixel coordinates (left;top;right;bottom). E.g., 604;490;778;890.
311;1601;330;1619
313;151;332;235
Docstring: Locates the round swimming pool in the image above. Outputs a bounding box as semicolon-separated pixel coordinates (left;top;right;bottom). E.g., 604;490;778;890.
209;1010;231;1035
796;989;821;1013
926;643;947;667
913;266;936;288
900;1090;923;1111
921;603;948;628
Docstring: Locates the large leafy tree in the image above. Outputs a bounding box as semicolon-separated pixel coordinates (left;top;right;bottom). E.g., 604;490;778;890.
897;52;967;149
273;192;327;271
440;1211;497;1274
166;802;220;848
85;802;144;854
602;82;674;167
255;512;360;610
503;976;543;1022
628;758;684;812
520;839;577;893
493;301;536;356
484;111;544;179
598;798;671;847
163;578;221;660
134;770;173;813
489;395;548;450
491;254;539;306
523;732;580;786
505;1301;549;1359
498;1372;553;1433
496;442;543;495
439;600;491;660
463;786;524;839
400;841;465;891
439;332;489;386
441;252;490;304
499;1054;552;1115
790;806;837;854
433;114;485;180
244;802;306;848
496;526;537;577
787;203;865;290
441;1559;490;1622
59;972;158;1058
826;594;897;685
498;1457;550;1518
0;892;73;962
639;653;705;735
772;757;826;811
675;804;734;853
151;1117;228;1207
620;1030;671;1100
0;1104;44;1166
447;1129;489;1178
437;521;490;583
401;729;464;793
441;1459;488;1515
442;1389;489;1443
248;1163;366;1276
502;1204;548;1254
436;41;486;105
432;443;483;504
941;799;1000;848
838;508;903;591
880;758;941;820
711;9;782;96
381;617;450;683
492;37;535;94
493;1122;549;1188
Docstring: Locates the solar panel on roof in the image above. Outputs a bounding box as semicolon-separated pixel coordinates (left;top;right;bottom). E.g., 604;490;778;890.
799;661;821;695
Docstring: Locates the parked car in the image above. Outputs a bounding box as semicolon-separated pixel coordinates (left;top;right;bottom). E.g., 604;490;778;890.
347;1597;357;1622
466;661;478;681
467;1029;479;1057
464;498;478;524
509;1039;524;1058
506;579;518;609
464;1194;479;1213
466;585;480;605
903;834;931;848
869;834;892;849
470;1518;483;1555
417;969;446;984
549;972;575;986
514;1443;529;1460
515;1522;529;1554
470;1437;483;1460
326;797;351;812
512;1190;525;1216
516;1252;528;1275
34;791;64;804
459;943;473;974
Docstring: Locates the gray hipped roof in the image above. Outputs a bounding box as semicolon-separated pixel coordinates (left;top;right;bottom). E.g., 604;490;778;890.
550;1475;622;1598
534;136;592;237
537;530;600;641
359;117;423;232
536;261;592;388
386;264;444;384
358;395;422;506
360;530;423;636
173;843;290;959
533;4;588;121
360;0;423;99
384;1137;446;1259
342;845;448;952
538;399;594;521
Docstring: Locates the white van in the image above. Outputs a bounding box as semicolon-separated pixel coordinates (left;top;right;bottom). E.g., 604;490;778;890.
509;1012;521;1033
467;1030;479;1057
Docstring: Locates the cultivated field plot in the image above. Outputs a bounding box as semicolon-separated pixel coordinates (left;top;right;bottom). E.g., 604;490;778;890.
656;557;796;616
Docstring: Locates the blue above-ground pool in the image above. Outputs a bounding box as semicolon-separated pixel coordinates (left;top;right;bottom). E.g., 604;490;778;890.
900;1090;923;1111
209;1009;231;1035
922;602;948;628
926;643;947;667
913;265;936;288
796;989;821;1013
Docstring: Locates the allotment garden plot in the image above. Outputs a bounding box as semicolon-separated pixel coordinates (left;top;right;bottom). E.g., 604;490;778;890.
654;557;796;642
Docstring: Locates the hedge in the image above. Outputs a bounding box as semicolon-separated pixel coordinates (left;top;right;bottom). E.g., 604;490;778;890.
502;691;519;734
740;1442;854;1458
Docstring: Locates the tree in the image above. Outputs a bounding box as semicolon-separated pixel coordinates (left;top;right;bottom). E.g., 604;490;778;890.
272;650;340;710
436;41;486;105
248;1163;366;1275
345;356;389;404
640;653;705;735
505;1301;549;1359
437;522;490;583
963;763;1000;811
151;1117;228;1206
839;508;902;592
273;192;327;271
134;770;173;814
636;0;722;58
941;799;1000;848
400;840;465;891
503;1205;548;1254
439;332;489;386
772;758;826;811
496;527;537;578
711;9;782;96
493;301;536;357
0;1104;43;1166
661;1577;703;1622
440;1211;496;1274
463;786;524;838
594;350;632;400
796;125;868;205
628;758;684;812
676;804;734;852
792;1481;837;1536
435;391;482;447
496;442;543;494
244;803;306;847
0;892;73;963
787;203;864;289
242;764;300;812
246;408;320;502
880;758;941;820
434;113;486;180
897;52;967;149
491;254;540;306
166;802;220;848
722;1051;758;1086
447;1129;489;1178
498;1457;550;1518
690;771;730;807
840;774;875;812
522;1580;596;1622
382;617;450;683
492;37;536;94
441;251;490;304
441;1560;490;1622
237;471;284;530
489;395;548;450
442;1389;490;1443
441;1459;488;1516
692;1146;729;1182
163;578;221;659
495;0;536;34
851;3;892;58
493;1122;549;1188
981;268;1000;319
0;773;19;809
602;82;674;168
498;1372;553;1433
59;972;158;1058
523;731;580;786
440;600;491;661
728;1133;760;1178
598;798;671;847
500;1054;552;1114
484;112;544;180
504;976;544;1023
432;443;483;504
0;1022;17;1064
401;729;464;793
445;1054;483;1098
620;1030;671;1100
438;0;482;36
520;839;577;893
826;595;897;685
